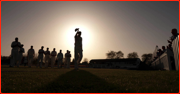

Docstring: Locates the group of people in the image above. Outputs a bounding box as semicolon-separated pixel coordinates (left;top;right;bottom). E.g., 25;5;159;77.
10;28;83;70
153;28;179;61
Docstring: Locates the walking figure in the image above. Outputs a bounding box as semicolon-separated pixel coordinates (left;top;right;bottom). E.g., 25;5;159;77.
44;48;50;68
37;46;44;68
51;48;57;68
27;46;35;67
65;50;71;68
57;50;63;68
74;28;83;70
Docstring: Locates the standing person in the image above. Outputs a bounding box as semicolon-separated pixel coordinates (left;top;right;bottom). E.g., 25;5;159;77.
65;50;68;68
64;50;68;68
37;46;44;68
44;48;50;68
65;51;71;68
57;50;63;68
51;48;57;68
17;44;25;67
74;29;83;70
27;46;35;67
10;37;21;67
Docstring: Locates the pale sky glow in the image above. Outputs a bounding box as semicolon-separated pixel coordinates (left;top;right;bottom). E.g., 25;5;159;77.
1;1;179;62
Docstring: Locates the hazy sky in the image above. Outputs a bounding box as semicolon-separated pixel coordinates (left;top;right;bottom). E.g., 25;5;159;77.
1;1;179;61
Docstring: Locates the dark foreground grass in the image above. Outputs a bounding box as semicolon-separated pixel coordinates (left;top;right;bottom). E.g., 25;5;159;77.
1;65;179;93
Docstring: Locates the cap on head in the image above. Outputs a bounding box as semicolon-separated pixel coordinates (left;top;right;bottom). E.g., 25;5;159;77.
75;28;79;32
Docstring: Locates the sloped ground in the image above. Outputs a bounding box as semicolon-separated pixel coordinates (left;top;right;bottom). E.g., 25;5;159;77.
1;65;179;93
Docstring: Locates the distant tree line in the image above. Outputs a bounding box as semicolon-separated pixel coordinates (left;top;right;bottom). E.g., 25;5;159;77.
106;50;153;67
106;51;139;59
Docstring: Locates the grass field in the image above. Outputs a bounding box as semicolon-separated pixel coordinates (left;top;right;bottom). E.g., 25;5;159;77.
1;65;179;93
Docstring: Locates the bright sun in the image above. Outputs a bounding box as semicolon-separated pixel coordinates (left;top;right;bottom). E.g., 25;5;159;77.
64;25;91;50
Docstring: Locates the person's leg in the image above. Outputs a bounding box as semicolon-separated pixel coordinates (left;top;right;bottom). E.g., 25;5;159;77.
57;59;60;68
53;57;55;68
28;56;30;67
12;50;16;67
51;57;54;68
76;49;82;69
47;58;49;68
40;57;43;68
74;47;79;69
60;59;62;68
67;58;69;68
10;50;15;67
37;57;40;68
29;57;33;67
79;51;83;64
17;54;22;67
45;58;47;68
14;51;19;67
68;59;70;68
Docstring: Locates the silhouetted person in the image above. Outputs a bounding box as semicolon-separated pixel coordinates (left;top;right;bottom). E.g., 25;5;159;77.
28;46;35;67
57;50;63;68
44;48;50;68
51;48;57;68
158;49;163;56
162;46;166;53
37;46;44;68
10;37;21;67
74;29;83;70
17;44;25;67
171;28;179;40
168;28;179;44
167;44;173;51
65;50;71;68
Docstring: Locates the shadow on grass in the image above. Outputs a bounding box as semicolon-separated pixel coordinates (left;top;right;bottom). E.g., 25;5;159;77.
33;69;133;93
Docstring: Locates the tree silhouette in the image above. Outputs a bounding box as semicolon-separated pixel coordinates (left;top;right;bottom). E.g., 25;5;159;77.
106;51;124;59
115;51;124;59
127;52;139;58
141;53;152;65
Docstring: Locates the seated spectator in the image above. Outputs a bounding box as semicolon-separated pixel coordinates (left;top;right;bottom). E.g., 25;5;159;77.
162;46;166;53
170;28;179;41
167;44;173;51
158;49;163;56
